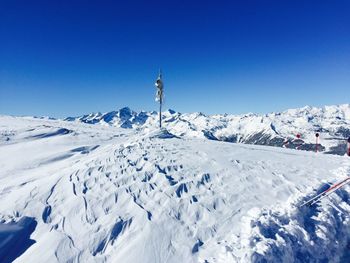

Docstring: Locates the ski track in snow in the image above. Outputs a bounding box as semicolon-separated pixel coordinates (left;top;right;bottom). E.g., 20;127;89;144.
0;115;349;263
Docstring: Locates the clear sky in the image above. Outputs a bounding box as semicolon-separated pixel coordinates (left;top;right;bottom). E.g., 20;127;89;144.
0;0;349;118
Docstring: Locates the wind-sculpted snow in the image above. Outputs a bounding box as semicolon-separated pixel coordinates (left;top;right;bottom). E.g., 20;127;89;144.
0;216;37;263
242;180;350;262
0;115;349;262
65;104;350;155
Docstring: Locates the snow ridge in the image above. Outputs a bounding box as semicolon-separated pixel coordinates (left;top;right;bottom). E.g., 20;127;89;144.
240;163;350;262
243;188;350;262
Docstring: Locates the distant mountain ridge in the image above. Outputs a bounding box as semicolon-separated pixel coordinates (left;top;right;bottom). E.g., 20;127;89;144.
65;104;350;155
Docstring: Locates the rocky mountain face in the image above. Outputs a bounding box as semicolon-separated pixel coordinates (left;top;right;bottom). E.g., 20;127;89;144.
65;104;350;155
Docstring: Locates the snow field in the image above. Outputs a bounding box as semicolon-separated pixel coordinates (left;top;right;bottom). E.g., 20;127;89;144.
0;115;349;262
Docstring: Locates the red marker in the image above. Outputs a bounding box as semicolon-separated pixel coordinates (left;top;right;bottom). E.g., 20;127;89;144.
296;134;302;149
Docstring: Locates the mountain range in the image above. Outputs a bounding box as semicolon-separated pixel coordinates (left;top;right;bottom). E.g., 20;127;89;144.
65;104;350;155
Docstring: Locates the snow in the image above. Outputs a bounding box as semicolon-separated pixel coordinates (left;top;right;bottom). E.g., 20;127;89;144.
0;217;37;263
0;112;349;262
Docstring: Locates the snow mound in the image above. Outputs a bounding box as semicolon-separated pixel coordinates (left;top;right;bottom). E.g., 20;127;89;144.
242;184;350;262
148;128;179;139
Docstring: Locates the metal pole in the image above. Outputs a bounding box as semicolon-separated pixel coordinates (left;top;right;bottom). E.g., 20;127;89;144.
159;98;162;128
155;69;163;129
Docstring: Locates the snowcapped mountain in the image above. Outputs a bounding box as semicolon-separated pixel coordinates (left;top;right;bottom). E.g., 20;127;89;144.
65;104;350;155
64;107;151;128
0;115;349;262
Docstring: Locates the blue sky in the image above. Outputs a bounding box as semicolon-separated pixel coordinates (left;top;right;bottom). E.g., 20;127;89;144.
0;1;349;117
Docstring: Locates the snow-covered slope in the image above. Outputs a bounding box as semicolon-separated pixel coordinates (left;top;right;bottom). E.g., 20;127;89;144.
65;104;350;155
0;115;349;262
